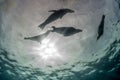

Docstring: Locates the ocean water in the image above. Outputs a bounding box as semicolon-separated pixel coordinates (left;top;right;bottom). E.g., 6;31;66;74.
0;0;120;80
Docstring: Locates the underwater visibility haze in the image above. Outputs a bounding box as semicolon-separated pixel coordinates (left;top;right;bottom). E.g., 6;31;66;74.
0;0;120;80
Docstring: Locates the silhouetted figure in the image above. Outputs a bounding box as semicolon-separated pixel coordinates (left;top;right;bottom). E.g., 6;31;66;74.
24;30;51;43
97;15;105;40
51;26;82;36
38;8;74;29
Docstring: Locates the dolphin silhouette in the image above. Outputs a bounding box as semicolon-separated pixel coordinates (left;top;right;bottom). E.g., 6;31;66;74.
51;26;82;36
38;8;74;29
24;30;51;43
97;15;105;40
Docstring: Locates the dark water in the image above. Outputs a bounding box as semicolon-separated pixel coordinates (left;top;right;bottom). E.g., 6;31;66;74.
0;38;120;80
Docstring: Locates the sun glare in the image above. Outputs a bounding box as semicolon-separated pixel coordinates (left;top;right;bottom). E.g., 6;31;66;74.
33;39;63;65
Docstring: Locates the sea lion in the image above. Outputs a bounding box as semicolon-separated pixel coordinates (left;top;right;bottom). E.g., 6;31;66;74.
24;30;51;43
38;8;74;29
97;15;105;40
51;26;82;36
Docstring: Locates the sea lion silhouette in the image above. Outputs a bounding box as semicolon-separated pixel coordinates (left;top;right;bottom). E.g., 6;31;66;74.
51;26;82;36
38;8;74;29
24;30;51;43
97;15;105;40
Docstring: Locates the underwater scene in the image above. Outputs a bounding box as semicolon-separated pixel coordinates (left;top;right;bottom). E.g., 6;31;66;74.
0;0;120;80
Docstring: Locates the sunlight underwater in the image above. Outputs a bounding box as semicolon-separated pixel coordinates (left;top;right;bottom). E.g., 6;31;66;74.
0;0;120;80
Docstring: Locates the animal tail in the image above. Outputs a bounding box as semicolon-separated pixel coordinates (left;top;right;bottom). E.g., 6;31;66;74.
38;23;46;30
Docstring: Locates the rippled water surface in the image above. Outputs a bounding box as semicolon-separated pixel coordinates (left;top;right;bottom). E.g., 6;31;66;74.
0;0;120;80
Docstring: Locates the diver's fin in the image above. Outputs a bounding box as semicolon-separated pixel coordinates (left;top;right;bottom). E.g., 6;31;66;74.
48;10;57;12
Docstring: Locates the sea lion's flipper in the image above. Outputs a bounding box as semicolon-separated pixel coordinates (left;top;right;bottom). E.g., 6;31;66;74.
52;26;56;30
97;35;100;40
38;23;46;30
24;37;29;40
48;10;57;12
51;26;56;32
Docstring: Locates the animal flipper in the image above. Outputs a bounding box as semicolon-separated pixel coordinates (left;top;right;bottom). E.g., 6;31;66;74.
24;37;41;44
24;37;35;41
48;10;57;12
24;37;29;40
97;35;101;40
51;26;56;32
38;23;46;30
